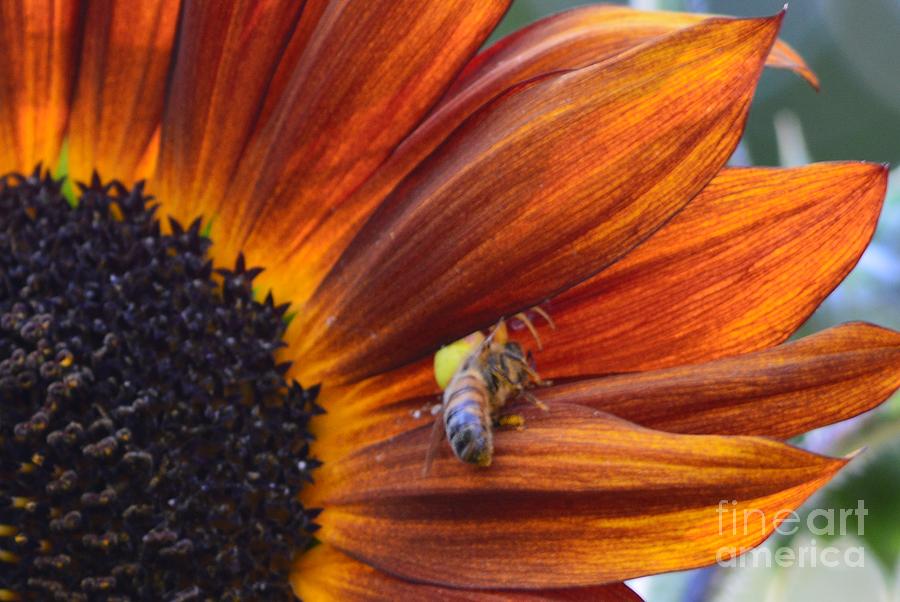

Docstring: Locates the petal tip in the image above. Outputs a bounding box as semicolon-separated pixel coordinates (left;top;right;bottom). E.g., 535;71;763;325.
740;10;787;65
761;7;820;89
835;161;890;192
865;161;891;190
845;447;868;462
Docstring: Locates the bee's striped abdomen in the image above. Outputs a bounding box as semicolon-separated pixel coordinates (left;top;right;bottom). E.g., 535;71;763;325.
442;369;493;466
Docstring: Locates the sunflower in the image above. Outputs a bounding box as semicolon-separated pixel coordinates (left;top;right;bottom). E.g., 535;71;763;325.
1;1;898;600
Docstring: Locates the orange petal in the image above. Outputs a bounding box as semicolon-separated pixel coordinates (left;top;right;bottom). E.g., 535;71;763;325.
268;6;818;308
539;322;900;438
153;0;307;229
309;322;900;465
765;37;820;89
214;0;510;271
536;162;888;377
292;544;642;601
66;0;179;186
311;403;847;588
294;13;784;384
308;358;438;466
450;5;817;100
0;0;79;173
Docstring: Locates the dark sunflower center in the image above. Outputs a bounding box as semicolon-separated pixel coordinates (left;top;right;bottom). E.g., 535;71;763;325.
0;169;320;601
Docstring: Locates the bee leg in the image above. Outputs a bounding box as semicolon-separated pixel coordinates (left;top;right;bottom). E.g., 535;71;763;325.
422;414;445;477
490;365;532;397
522;390;549;412
490;366;509;384
519;361;551;387
498;413;526;430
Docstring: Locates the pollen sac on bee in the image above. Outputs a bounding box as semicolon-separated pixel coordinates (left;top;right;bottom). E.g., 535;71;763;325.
433;331;486;389
0;168;322;600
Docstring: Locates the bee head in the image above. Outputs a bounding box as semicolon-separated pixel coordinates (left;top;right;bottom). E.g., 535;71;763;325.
433;331;485;389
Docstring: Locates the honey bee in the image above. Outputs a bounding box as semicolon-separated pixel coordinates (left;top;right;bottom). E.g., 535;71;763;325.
424;310;551;472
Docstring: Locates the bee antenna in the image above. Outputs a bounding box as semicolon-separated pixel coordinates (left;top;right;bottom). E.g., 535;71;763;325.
531;306;556;330
513;312;543;350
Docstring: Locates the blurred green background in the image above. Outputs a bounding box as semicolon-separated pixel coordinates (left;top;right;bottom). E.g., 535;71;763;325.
495;2;900;601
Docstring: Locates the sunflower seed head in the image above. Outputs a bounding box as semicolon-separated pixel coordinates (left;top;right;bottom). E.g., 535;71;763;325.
0;168;320;600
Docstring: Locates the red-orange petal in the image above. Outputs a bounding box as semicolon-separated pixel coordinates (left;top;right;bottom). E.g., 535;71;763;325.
265;6;817;307
293;13;783;384
153;0;307;230
535;162;888;378
66;0;179;186
451;5;817;100
309;322;900;465
311;403;847;588
539;322;900;438
306;357;436;464
292;544;643;601
214;0;511;272
0;0;79;173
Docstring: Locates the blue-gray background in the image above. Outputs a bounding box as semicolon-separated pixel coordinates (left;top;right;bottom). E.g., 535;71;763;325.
496;2;899;600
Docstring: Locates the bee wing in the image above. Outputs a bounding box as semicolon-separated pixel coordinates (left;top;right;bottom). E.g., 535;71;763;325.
422;412;446;476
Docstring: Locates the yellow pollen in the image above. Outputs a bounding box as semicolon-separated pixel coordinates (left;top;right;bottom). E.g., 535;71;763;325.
0;549;20;563
499;414;526;429
109;201;124;221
